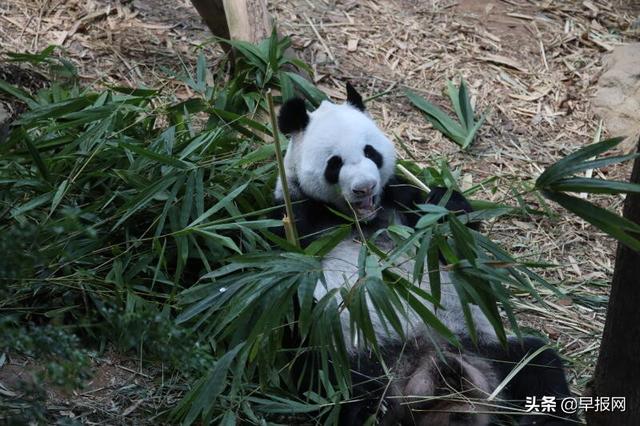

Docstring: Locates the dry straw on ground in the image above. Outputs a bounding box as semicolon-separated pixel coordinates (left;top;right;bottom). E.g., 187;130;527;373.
275;0;639;397
1;0;639;421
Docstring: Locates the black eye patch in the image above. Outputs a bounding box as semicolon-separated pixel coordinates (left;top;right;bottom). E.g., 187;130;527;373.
364;145;383;168
324;155;343;184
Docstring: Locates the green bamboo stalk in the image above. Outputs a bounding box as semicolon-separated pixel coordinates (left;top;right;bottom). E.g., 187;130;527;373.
397;164;430;194
266;90;300;248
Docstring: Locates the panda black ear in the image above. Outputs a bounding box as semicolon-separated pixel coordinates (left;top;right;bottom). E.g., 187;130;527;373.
278;97;310;135
346;82;366;112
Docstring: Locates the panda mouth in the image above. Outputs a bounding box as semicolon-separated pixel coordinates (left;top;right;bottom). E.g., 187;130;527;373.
352;195;377;218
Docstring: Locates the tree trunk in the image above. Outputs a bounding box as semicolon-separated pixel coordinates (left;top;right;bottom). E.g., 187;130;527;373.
221;0;271;43
189;0;271;43
190;0;229;39
188;0;309;83
587;139;640;425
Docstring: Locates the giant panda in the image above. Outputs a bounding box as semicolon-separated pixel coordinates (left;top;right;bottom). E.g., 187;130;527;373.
273;83;576;426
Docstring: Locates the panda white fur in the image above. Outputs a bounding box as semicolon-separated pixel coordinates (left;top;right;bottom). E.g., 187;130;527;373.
274;83;576;426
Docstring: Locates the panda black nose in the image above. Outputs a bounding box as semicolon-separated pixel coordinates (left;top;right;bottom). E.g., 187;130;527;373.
352;182;376;196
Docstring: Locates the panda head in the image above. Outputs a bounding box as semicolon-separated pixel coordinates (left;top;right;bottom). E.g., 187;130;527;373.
276;83;396;220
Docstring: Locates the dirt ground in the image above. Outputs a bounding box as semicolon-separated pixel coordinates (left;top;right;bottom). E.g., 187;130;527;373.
1;0;640;423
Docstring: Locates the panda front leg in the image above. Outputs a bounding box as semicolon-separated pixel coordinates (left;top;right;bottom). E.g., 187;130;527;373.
475;336;579;425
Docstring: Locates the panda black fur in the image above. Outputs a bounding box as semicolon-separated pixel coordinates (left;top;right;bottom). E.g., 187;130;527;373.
273;84;576;425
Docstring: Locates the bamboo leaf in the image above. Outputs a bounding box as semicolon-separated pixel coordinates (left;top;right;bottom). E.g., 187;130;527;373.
220;38;268;69
11;192;53;218
404;89;467;144
297;273;317;337
426;233;442;303
120;142;191;169
189;183;249;227
536;137;625;187
23;133;51;183
549;177;640;194
195;51;207;93
285;71;328;106
15;94;99;125
488;344;551;401
0;78;35;107
6;45;57;64
112;174;178;230
182;343;245;425
449;214;477;263
412;229;430;284
49;179;69;216
459;79;475;130
462;110;487;149
304;225;351;257
403;284;458;346
278;71;295;102
209;108;271;135
542;190;640;251
267;26;280;74
194;229;242;254
405;84;485;150
446;80;465;128
573;152;640;174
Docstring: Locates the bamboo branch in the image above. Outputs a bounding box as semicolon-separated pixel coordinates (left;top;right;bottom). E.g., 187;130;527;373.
397;164;431;194
267;90;300;248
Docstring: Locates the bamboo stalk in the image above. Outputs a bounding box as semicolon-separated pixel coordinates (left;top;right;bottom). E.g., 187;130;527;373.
397;164;430;194
266;90;300;248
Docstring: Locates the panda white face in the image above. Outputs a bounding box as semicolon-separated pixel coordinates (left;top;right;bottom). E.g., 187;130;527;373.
277;94;396;220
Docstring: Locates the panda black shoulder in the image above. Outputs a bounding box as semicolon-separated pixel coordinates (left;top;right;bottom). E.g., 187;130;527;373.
382;177;478;229
381;175;426;227
278;98;310;134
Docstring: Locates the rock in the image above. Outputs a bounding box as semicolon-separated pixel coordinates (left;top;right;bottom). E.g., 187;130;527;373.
592;43;640;153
